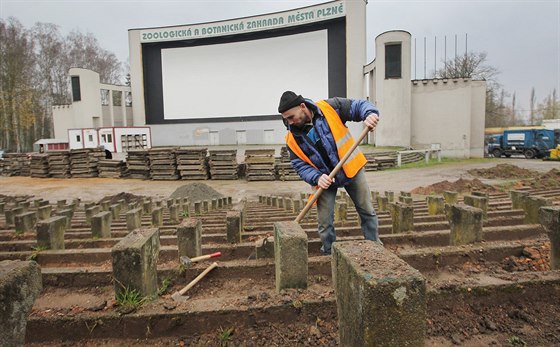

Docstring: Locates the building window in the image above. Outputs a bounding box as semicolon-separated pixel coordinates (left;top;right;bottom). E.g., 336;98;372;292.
385;43;402;79
107;134;112;142
101;90;110;106
88;134;93;142
76;135;81;142
71;76;81;101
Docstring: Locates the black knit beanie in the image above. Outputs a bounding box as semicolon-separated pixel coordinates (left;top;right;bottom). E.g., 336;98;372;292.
278;91;305;113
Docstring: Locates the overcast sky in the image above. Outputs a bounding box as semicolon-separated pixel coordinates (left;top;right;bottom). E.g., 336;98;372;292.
1;0;559;119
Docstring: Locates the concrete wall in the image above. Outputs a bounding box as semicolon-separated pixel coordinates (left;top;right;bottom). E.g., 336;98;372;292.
411;79;486;158
373;31;412;147
52;68;133;142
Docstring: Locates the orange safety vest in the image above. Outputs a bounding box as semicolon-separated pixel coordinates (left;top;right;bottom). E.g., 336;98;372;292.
285;100;367;178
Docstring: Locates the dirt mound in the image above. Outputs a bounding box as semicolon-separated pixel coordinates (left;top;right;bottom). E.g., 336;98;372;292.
467;163;538;179
169;182;224;201
98;192;147;205
520;168;560;190
411;178;499;195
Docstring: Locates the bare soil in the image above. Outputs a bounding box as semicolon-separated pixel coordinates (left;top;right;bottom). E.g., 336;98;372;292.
2;159;560;346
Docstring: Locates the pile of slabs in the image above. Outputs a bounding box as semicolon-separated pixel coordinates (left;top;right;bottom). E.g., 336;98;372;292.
30;154;50;178
244;149;276;181
125;150;150;179
69;148;104;178
148;147;179;180
1;153;27;176
364;152;397;171
98;160;127;178
208;149;238;180
276;146;300;181
176;147;209;180
47;151;71;178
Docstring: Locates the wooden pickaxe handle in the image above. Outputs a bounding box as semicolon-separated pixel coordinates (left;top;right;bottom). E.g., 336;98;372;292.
190;252;222;263
295;126;371;223
178;261;218;296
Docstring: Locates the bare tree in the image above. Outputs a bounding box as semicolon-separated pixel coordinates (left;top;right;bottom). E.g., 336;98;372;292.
66;30;123;84
529;88;536;125
0;17;39;152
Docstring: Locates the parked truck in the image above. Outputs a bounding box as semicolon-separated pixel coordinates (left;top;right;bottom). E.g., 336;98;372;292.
488;128;557;159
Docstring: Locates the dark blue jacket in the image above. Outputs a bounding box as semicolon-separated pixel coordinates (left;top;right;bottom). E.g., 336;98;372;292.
285;97;379;188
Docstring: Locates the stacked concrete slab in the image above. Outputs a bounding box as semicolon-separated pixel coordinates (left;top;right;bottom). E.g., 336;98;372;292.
364;151;397;171
176;147;209;180
276;146;299;181
47;150;71;178
98;159;127;178
69;148;104;178
30;153;50;178
208;149;238;180
148;147;179;180
2;153;27;176
245;149;276;181
125;149;150;179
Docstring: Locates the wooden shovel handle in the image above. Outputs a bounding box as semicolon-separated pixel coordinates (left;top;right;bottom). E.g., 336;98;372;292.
295;126;371;223
179;262;218;295
190;252;222;263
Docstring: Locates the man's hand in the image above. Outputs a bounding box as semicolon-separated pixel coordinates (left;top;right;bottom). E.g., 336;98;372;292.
318;174;334;189
364;113;380;131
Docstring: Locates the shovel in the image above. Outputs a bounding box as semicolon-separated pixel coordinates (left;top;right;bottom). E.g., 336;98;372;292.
295;126;371;223
171;261;218;302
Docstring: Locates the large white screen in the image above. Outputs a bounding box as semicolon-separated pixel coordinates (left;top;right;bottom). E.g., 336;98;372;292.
161;30;329;119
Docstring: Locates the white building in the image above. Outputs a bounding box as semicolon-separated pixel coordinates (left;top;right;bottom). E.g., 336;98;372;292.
53;0;486;158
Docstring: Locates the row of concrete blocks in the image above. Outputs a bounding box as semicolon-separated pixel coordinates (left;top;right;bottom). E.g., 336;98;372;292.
3;205;560;346
4;197;234;251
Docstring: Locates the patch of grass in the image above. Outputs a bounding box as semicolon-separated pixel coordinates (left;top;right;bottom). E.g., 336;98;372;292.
389;157;493;171
218;326;234;346
26;244;48;261
116;286;147;309
179;210;189;218
157;277;172;296
507;336;527;346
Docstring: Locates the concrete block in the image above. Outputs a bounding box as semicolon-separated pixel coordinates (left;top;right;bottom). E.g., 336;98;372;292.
377;196;389;212
37;205;53;221
426;195;445;215
169;204;180;224
5;207;23;226
463;195;488;219
36;216;67;250
510;190;529;210
110;204;121;221
227;197;232;205
14;211;38;234
0;202;4;214
202;200;209;213
254;236;275;259
126;208;143;231
0;260;42;347
539;206;560;270
142;200;153;214
271;196;278;208
111;228;160;299
151;207;163;227
284;198;293;212
211;199;218;210
194;201;202;216
226;210;242;244
443;191;459;204
91;211;113;238
274;221;308;292
448;203;483;246
332;241;426;346
56;199;66;208
390;202;414;233
85;205;101;225
385;191;395;203
177;218;202;258
56;208;74;227
522;195;552;224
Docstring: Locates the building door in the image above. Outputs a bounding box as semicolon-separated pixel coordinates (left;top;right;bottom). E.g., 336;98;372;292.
236;130;247;145
264;129;274;144
209;131;219;145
